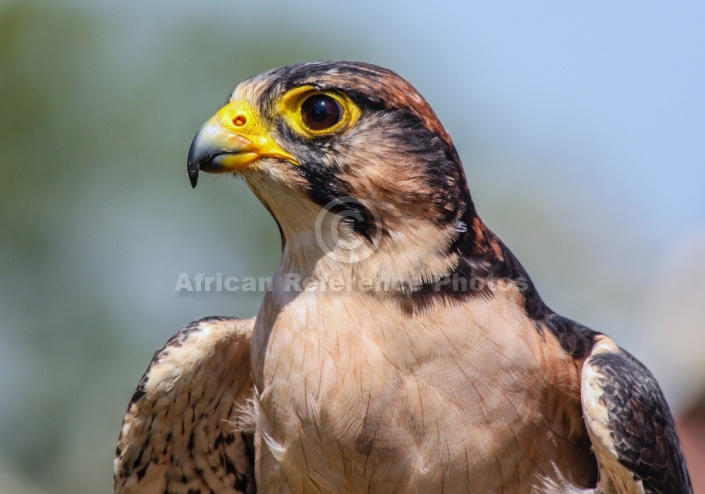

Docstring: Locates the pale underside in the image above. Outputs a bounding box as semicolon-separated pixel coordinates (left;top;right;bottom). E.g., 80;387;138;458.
250;267;595;494
242;169;595;493
115;310;655;493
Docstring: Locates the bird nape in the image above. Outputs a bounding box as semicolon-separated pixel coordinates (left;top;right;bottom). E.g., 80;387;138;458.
115;61;692;494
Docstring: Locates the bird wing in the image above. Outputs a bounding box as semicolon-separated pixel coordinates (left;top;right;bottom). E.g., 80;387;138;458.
114;316;256;494
580;335;692;494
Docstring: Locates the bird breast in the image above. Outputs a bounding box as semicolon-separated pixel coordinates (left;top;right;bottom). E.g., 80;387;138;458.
250;273;588;493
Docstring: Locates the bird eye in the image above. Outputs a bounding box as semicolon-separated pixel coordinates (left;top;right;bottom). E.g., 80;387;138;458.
301;94;343;132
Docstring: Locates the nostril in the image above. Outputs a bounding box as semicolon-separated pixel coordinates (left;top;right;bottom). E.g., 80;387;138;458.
233;115;247;127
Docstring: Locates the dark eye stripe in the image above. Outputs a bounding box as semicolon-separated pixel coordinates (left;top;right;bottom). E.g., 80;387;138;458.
301;94;343;131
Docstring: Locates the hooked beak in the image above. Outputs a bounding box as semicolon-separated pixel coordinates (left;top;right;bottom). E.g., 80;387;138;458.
187;100;296;188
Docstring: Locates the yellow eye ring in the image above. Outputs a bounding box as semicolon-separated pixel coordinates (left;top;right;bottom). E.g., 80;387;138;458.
279;86;361;137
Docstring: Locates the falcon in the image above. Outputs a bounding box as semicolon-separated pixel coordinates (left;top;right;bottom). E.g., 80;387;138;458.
114;61;692;493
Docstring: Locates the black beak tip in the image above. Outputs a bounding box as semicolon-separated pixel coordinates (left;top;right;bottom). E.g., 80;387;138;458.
187;135;201;188
187;163;199;188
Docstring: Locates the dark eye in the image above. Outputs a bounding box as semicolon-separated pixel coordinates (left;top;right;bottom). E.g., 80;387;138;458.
301;94;343;131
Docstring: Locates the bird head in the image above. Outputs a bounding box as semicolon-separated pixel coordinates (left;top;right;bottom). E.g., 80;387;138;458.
188;61;497;298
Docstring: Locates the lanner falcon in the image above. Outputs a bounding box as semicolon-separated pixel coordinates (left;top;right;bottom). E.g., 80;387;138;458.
114;61;692;493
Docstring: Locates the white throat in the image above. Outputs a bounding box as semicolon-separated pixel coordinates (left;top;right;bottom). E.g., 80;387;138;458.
244;171;462;295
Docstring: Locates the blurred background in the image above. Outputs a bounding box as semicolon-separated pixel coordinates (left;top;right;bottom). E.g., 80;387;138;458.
1;0;704;492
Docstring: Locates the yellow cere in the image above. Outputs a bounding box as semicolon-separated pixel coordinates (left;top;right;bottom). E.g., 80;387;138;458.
212;100;297;166
215;101;271;149
278;85;362;137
